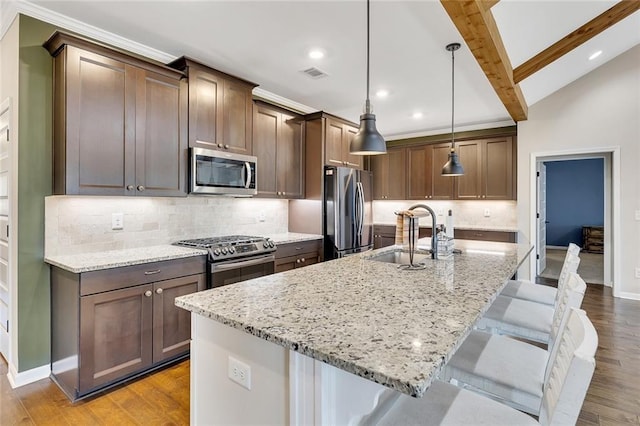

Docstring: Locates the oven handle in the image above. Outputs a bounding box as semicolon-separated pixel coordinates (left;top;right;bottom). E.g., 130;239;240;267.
211;254;275;272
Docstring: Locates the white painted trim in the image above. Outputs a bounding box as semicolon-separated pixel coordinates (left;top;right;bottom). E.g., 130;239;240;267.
618;291;640;301
289;351;316;426
8;0;173;63
530;146;621;298
253;88;316;115
7;362;50;388
546;245;568;250
0;0;18;40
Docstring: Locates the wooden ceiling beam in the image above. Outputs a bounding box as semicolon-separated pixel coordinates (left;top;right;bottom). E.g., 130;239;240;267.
514;0;640;83
440;0;528;122
481;0;500;12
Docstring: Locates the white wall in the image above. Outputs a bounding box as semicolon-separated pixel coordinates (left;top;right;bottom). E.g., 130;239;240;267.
45;196;289;256
517;44;640;298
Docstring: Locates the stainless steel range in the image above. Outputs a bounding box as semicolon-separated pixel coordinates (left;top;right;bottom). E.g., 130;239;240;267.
174;235;276;289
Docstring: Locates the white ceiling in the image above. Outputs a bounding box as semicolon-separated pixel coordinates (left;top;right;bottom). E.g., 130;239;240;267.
20;0;640;139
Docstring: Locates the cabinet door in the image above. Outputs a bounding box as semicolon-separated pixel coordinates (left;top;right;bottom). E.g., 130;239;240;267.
65;46;136;195
253;104;279;197
280;113;304;198
152;274;205;363
407;146;429;199
223;79;253;155
387;148;407;199
79;284;153;393
344;124;364;169
454;140;482;199
325;119;345;167
370;154;387;199
483;137;514;200
188;67;223;150
429;143;454;199
135;69;187;196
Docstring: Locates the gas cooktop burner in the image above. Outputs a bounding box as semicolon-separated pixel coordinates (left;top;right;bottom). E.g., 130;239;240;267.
173;235;276;261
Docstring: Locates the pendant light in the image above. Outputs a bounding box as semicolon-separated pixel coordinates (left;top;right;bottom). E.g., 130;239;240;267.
442;42;464;176
350;0;386;155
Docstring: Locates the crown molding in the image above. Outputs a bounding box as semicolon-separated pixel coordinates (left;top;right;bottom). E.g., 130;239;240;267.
2;0;174;63
385;119;515;142
252;88;317;115
1;0;317;116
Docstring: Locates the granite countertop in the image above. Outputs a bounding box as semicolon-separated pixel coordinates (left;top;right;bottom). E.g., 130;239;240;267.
267;232;323;245
45;245;208;273
175;239;532;398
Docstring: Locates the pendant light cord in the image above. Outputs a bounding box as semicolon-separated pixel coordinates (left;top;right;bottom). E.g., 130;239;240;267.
450;46;455;152
365;0;371;114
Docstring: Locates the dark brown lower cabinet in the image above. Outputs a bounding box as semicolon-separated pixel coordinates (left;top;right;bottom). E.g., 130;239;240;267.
275;239;322;273
51;256;205;401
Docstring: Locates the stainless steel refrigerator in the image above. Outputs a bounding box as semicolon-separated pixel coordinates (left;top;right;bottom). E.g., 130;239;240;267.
324;166;373;259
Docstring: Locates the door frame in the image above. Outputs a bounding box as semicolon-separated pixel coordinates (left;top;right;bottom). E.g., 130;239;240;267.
529;146;620;296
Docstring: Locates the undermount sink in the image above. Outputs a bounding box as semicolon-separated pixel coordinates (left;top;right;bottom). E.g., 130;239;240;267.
366;249;431;265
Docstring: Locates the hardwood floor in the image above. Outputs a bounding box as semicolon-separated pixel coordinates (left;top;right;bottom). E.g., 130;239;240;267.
1;283;639;425
0;358;190;425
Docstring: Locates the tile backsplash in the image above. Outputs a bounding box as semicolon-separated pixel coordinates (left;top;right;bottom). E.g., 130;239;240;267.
45;196;288;256
372;200;517;230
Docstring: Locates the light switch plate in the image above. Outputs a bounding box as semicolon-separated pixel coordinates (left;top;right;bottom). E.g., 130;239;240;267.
635;268;640;279
111;213;124;230
635;210;640;221
483;209;491;217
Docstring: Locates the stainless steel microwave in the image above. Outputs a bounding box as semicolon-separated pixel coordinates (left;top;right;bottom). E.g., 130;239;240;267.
190;147;257;196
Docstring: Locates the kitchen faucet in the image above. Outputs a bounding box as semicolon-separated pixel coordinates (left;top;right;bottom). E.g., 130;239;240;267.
408;204;438;260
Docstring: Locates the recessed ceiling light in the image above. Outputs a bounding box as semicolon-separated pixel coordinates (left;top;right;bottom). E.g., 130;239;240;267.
412;112;423;119
308;49;324;59
376;89;389;98
588;50;602;61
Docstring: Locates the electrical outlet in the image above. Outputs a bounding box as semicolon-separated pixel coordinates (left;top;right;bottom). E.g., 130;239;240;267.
228;356;251;390
483;209;491;217
635;210;640;221
111;213;124;230
635;268;640;279
258;211;266;222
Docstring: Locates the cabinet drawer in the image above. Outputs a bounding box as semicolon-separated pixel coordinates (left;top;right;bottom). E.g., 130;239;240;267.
81;256;206;296
275;240;322;260
454;229;516;243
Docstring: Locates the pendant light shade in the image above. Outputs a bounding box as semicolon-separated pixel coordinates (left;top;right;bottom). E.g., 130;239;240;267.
350;0;386;156
442;42;464;176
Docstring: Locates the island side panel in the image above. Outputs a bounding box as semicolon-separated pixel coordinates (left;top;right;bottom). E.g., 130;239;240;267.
190;315;288;425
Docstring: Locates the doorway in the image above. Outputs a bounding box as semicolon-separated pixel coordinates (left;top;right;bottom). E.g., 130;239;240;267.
530;148;619;294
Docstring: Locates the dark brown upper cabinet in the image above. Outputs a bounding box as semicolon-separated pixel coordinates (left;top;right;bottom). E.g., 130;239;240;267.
169;57;257;156
455;136;515;200
323;117;363;170
45;32;188;197
407;143;454;200
371;147;406;200
253;101;305;199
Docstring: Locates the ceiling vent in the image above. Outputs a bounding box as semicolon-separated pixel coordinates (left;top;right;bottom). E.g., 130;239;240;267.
301;67;328;79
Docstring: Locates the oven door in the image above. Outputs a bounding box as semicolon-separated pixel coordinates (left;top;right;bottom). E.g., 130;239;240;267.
209;254;275;289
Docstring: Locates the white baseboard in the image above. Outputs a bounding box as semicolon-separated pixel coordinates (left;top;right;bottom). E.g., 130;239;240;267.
7;362;50;388
545;245;568;250
618;291;640;301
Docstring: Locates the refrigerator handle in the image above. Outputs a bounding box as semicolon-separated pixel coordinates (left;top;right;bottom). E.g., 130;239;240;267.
356;182;364;236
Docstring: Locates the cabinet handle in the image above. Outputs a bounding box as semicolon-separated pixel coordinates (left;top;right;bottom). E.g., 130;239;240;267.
282;192;286;196
482;195;486;198
126;185;134;191
144;269;161;275
217;143;223;148
224;144;230;149
137;185;145;192
296;259;301;264
156;288;163;295
301;258;305;262
144;290;152;297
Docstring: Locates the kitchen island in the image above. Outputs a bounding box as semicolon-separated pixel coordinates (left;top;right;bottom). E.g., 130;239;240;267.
175;239;532;425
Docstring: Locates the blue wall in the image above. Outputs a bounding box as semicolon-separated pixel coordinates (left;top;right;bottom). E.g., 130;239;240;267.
545;159;604;247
